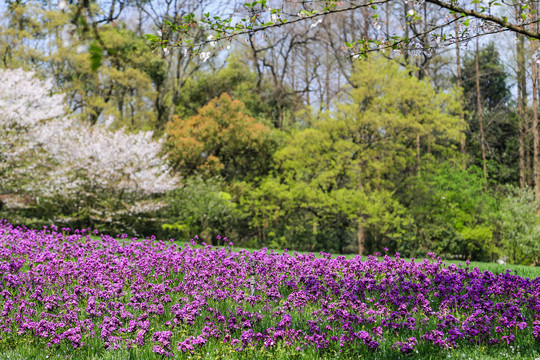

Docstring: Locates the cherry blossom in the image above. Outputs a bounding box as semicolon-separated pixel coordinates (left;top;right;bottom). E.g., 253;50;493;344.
0;68;177;218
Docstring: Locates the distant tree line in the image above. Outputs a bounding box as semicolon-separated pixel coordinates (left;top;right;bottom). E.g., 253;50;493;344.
0;0;539;265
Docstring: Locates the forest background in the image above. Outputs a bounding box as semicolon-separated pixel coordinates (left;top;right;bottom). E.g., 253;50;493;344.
1;0;540;266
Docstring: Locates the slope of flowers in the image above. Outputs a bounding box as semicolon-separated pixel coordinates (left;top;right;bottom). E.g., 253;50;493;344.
0;220;539;359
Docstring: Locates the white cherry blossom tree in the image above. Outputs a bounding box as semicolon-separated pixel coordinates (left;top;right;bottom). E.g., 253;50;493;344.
0;68;64;195
0;68;177;227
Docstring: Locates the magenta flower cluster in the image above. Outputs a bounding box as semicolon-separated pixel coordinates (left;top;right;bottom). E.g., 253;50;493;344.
0;220;539;357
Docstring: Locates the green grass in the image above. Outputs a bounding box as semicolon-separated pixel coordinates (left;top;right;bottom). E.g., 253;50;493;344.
88;234;540;279
2;339;540;360
199;244;540;280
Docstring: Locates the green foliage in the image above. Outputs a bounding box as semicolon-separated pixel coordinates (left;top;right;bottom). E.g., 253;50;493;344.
460;42;516;183
50;24;166;130
89;42;102;71
347;56;464;168
174;58;300;128
240;56;465;254
239;176;359;253
161;176;237;244
462;42;510;112
0;1;45;69
166;93;277;181
481;111;520;184
499;186;540;265
403;163;498;261
176;60;263;118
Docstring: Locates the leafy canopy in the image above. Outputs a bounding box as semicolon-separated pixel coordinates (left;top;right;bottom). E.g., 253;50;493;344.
242;57;465;253
166;93;276;181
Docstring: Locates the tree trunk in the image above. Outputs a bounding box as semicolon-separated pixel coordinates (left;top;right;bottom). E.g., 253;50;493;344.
520;119;527;189
533;40;540;201
416;134;421;172
475;38;487;179
167;51;185;124
357;222;365;255
455;18;466;164
325;43;330;110
527;136;533;186
517;33;527;188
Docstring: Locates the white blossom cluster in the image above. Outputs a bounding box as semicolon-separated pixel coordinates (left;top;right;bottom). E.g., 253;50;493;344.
39;117;177;197
0;68;177;211
0;69;65;192
0;69;65;129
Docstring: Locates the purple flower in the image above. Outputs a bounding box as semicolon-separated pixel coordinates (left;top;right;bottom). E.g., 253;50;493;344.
153;345;172;357
177;338;194;353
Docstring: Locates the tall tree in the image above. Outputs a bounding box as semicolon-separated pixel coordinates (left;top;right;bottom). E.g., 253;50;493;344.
532;40;540;200
454;16;467;164
513;0;529;188
475;36;487;178
246;56;464;254
461;42;511;180
517;32;528;188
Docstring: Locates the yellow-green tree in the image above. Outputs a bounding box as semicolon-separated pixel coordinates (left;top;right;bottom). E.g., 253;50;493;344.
49;24;166;130
0;3;167;132
244;56;465;254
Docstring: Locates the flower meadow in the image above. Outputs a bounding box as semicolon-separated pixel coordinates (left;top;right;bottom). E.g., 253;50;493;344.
1;221;540;360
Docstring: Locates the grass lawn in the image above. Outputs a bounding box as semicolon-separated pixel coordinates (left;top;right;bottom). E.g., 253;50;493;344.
207;244;540;280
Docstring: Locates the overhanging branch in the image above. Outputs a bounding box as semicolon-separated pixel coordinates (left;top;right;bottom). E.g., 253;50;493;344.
426;0;540;39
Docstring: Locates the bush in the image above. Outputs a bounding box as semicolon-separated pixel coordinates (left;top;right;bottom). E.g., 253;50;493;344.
499;186;540;265
161;176;238;244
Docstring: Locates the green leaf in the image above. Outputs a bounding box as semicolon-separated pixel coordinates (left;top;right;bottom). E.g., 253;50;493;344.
89;43;103;72
144;34;158;41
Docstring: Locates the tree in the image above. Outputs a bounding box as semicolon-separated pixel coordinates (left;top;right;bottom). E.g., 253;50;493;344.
51;24;167;130
460;42;516;183
0;68;177;231
173;59;300;127
515;25;529;188
174;60;263;118
0;68;64;196
242;56;464;254
403;162;498;261
166;93;276;181
500;186;540;265
0;0;45;68
462;43;509;113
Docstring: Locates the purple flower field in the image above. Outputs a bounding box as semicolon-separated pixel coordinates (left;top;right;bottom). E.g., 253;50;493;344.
1;220;540;359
